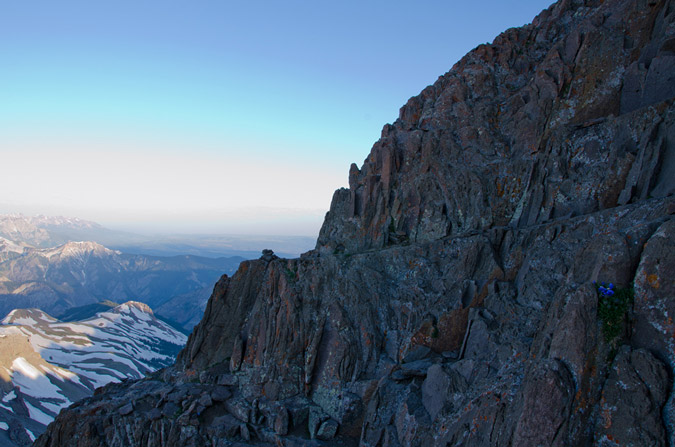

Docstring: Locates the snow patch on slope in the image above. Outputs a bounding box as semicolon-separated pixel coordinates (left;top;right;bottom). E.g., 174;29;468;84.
2;308;58;325
0;302;186;439
0;236;25;254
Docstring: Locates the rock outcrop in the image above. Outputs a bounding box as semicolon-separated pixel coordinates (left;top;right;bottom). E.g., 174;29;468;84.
36;0;675;445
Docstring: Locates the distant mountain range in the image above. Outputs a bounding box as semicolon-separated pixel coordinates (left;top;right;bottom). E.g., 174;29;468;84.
0;214;315;259
0;301;186;445
0;215;315;443
0;213;316;330
0;238;242;329
0;215;106;248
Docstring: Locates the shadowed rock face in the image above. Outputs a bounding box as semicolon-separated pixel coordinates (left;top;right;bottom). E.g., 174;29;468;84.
36;0;675;446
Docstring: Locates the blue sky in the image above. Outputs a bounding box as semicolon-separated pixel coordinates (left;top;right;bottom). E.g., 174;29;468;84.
0;0;553;235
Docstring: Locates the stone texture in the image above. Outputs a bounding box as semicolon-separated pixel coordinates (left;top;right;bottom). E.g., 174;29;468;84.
511;359;576;447
421;364;452;420
593;347;669;446
8;418;32;447
315;419;338;440
118;402;133;416
318;0;675;256
35;0;675;446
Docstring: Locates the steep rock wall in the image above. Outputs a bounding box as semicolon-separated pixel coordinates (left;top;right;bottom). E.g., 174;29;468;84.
318;0;675;253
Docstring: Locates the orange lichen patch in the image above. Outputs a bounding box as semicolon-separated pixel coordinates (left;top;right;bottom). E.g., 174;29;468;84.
244;334;259;365
573;347;601;415
574;387;584;403
496;181;505;197
602;409;612;430
599;397;613;430
646;273;660;289
410;308;471;353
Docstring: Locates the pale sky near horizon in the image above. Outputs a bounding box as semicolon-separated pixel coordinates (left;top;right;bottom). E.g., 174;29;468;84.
0;0;553;236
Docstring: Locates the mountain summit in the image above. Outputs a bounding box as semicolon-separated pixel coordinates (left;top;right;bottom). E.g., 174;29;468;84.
0;302;186;445
37;0;675;446
0;234;242;328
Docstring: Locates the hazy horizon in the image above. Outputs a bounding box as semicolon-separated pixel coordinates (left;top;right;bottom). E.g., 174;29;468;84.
0;203;328;236
1;0;553;236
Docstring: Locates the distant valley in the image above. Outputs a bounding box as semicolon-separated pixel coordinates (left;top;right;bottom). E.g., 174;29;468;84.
0;213;314;444
0;238;242;330
0;301;186;445
0;214;312;331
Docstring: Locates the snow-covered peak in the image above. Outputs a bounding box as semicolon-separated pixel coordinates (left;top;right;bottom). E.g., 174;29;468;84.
0;215;50;247
43;241;119;259
0;236;25;254
87;301;184;345
113;301;154;316
30;215;102;230
0;301;187;438
2;308;58;326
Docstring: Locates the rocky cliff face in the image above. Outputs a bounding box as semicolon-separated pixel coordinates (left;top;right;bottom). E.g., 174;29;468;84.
36;0;675;446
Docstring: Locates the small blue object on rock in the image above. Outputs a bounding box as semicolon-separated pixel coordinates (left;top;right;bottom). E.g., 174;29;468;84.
598;282;616;297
